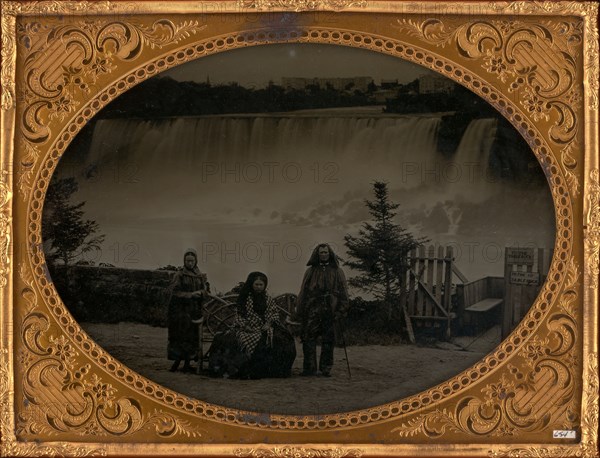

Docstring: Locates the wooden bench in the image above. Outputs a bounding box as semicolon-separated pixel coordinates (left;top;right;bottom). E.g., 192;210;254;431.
456;277;504;335
465;298;503;313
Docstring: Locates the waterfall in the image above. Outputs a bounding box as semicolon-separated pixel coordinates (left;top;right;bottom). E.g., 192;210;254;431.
72;114;504;240
453;118;497;166
52;112;556;285
85;115;442;171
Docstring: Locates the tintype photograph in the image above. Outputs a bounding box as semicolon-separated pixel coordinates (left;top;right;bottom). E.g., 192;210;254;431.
2;1;597;456
43;43;555;415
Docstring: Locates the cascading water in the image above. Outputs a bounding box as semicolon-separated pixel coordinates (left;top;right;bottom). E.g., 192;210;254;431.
55;112;553;289
450;118;498;199
86;115;442;169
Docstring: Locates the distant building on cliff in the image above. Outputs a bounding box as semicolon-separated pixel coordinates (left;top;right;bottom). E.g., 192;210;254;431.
418;74;456;94
281;76;374;92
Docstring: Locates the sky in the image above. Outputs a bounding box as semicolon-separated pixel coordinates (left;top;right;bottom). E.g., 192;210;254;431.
164;42;429;87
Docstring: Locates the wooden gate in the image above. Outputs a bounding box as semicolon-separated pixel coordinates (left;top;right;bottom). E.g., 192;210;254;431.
501;247;553;339
400;245;461;342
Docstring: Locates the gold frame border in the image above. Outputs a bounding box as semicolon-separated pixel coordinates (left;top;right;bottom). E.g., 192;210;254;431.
0;1;598;456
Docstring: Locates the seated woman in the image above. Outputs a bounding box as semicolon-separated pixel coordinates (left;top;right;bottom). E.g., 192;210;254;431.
208;271;296;379
167;248;209;373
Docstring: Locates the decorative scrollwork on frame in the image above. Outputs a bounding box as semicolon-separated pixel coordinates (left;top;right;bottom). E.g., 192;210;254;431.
0;348;13;440
488;354;598;458
19;18;206;145
580;352;599;458
1;1;134;15
392;367;571;438
393;269;580;439
3;350;105;457
15;274;207;440
394;16;583;196
234;447;364;458
586;169;600;290
0;4;17;110
237;0;367;11
0;179;12;288
488;446;580;458
2;2;591;450
13;23;574;437
2;442;107;458
2;1;139;111
14;14;206;199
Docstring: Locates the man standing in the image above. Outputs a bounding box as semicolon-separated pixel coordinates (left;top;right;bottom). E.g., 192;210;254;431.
296;243;349;377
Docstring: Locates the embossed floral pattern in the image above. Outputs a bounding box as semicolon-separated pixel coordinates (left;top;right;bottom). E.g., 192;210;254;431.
522;88;550;121
50;95;77;121
61;65;89;92
482;376;515;405
88;56;115;79
494;424;516;437
523;336;550;363
483;51;509;81
17;348;34;368
566;352;578;369
566;89;582;110
86;374;116;407
495;20;518;34
49;335;76;363
81;421;102;436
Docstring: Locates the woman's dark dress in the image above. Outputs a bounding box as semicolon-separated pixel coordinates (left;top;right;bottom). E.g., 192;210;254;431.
208;293;296;379
167;267;207;362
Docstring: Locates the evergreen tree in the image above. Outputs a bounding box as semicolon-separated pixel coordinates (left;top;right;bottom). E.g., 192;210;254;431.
344;181;427;318
42;177;105;266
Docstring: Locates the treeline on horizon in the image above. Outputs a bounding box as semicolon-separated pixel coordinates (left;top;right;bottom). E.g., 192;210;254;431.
96;76;498;120
98;77;375;118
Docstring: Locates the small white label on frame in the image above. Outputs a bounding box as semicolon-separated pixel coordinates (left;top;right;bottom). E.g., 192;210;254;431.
553;430;577;439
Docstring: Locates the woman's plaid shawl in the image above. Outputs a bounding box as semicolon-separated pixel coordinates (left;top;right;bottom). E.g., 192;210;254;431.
233;294;279;355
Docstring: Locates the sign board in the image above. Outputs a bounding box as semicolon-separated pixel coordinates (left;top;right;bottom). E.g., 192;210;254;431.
506;248;535;265
510;271;540;286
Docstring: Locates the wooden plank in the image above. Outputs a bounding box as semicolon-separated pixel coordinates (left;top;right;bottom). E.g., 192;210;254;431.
465;298;503;313
418;245;426;316
455;283;465;331
403;304;416;344
512;281;522;325
426;245;435;317
444;246;453;338
490;277;504;297
452;264;468;283
502;249;513;340
408;250;417;316
476;278;483;303
406;268;446;316
435;245;444;304
399;265;407;325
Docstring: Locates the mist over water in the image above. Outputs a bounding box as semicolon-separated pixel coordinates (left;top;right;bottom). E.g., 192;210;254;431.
56;110;555;295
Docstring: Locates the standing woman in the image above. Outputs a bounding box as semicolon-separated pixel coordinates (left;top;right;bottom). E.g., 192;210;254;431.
167;248;209;372
209;271;296;379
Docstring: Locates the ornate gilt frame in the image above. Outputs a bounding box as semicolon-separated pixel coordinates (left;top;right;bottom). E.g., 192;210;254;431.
0;1;598;456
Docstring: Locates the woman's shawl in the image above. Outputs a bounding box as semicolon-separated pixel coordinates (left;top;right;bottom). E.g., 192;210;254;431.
233;293;279;355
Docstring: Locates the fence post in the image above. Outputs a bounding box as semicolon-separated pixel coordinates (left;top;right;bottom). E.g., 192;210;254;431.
444;246;453;339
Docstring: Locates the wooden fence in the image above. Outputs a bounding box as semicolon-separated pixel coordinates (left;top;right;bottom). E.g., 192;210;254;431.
399;245;460;342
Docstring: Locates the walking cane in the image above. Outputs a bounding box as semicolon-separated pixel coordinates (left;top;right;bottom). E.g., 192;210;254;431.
336;317;352;379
